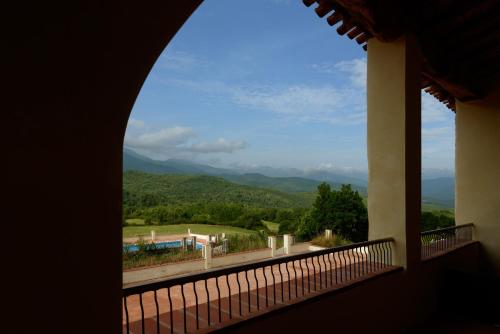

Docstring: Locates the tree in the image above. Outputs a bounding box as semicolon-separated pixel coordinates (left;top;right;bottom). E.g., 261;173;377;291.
305;183;368;242
310;183;335;228
236;211;266;231
330;185;368;242
421;211;454;231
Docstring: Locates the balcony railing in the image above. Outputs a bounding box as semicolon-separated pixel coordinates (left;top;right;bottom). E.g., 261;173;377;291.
123;237;395;333
421;223;474;260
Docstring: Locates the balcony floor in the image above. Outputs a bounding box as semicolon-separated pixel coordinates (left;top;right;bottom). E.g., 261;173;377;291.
407;314;500;334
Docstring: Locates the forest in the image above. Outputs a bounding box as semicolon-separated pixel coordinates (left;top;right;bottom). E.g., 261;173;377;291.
123;171;454;242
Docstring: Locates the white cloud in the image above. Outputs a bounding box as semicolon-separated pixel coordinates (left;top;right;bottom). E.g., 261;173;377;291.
127;118;145;128
125;126;196;151
124;124;246;159
422;127;453;140
333;58;367;88
310;58;367;89
187;138;247;153
160;51;207;71
233;85;365;124
422;92;452;123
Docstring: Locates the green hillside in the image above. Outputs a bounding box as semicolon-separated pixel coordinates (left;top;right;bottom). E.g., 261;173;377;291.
222;173;367;195
123;171;314;208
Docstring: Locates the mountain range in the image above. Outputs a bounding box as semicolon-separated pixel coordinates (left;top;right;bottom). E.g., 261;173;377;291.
123;148;455;208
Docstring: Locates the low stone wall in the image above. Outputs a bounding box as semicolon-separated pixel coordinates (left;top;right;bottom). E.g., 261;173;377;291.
124;242;316;285
124;248;272;285
212;248;271;267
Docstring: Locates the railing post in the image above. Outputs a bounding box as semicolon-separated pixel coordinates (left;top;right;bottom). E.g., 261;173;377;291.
268;236;276;257
204;243;212;269
151;230;156;242
192;236;197;251
325;229;332;239
284;234;291;254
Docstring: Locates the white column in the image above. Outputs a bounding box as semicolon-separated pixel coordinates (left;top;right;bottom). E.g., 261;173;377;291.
203;243;212;269
367;35;422;269
456;88;500;275
284;234;291;254
269;236;277;257
150;230;156;242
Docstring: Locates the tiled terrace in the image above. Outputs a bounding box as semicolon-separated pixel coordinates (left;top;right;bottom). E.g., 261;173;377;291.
123;240;398;334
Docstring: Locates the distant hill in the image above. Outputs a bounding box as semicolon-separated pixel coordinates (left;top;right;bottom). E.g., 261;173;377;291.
123;148;236;176
123;171;314;208
223;173;367;196
123;149;367;194
422;177;455;208
123;149;455;208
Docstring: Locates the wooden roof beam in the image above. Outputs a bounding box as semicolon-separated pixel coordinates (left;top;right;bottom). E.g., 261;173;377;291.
327;11;343;26
337;18;355;35
315;1;335;18
302;0;317;7
347;26;363;39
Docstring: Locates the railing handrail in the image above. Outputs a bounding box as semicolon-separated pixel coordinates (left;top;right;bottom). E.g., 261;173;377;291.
421;223;473;236
123;237;394;296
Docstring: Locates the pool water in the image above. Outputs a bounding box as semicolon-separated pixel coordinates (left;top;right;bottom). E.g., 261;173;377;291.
124;240;203;252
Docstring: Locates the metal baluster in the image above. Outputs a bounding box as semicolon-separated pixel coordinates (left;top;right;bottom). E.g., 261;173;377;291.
124;296;130;334
333;252;338;284
236;272;242;317
326;253;333;286
139;293;145;334
285;262;291;300
341;250;347;282
245;270;251;313
226;275;232;320
292;260;298;298
193;282;199;329
305;258;311;293
278;263;284;302
320;254;328;288
168;288;173;334
215;277;221;323
154;290;160;334
181;284;187;333
311;257;317;290
263;267;269;307
300;259;305;295
204;279;210;326
272;264;276;304
253;269;259;310
315;256;321;289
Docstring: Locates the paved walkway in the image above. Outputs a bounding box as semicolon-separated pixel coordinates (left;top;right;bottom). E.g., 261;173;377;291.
123;243;312;286
123;253;397;333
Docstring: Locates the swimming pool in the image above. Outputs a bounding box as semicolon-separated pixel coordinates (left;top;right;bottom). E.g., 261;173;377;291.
124;240;203;252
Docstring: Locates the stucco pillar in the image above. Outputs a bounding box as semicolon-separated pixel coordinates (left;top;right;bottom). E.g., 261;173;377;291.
456;87;500;275
367;36;422;269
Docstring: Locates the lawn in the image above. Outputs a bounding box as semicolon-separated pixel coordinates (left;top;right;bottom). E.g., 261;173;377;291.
123;223;257;238
125;218;146;226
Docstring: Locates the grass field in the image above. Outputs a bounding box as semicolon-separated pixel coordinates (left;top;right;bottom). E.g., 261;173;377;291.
125;218;146;226
123;223;257;238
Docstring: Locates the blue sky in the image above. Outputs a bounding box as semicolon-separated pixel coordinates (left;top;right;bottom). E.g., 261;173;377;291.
125;0;455;172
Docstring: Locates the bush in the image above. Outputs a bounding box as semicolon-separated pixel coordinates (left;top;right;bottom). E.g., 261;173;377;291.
235;212;267;231
225;233;267;253
310;234;350;248
122;238;203;269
